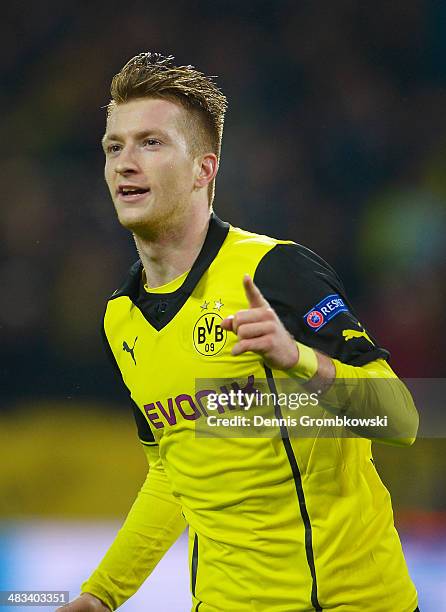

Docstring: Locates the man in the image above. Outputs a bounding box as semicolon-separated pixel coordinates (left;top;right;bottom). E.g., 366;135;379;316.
59;53;419;611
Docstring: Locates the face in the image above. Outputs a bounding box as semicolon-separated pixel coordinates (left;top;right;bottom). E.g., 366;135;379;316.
102;97;200;238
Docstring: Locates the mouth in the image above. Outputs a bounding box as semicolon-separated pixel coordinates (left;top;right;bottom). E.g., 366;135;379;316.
116;185;151;202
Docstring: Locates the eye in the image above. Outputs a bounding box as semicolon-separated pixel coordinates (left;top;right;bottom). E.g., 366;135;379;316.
106;143;122;154
143;138;161;147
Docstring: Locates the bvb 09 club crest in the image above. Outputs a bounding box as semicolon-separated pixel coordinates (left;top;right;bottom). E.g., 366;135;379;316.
193;310;227;356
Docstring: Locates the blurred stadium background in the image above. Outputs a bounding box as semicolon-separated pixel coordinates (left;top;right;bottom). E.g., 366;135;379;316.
1;1;445;609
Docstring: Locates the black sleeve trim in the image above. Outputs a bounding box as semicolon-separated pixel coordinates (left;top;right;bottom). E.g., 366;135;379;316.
254;243;390;366
344;348;389;367
101;321;156;445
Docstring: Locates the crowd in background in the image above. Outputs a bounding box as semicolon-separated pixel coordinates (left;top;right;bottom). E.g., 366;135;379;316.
1;0;445;405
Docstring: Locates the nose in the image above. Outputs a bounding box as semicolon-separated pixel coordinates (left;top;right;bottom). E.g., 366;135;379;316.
115;145;139;175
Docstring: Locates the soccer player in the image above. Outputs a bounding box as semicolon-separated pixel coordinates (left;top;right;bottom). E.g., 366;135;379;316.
58;53;420;611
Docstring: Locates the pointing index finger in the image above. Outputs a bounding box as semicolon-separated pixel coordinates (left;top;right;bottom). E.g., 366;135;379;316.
243;274;269;308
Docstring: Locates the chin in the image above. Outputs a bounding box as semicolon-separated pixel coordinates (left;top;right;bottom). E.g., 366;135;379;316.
119;214;149;232
115;203;148;225
117;211;163;238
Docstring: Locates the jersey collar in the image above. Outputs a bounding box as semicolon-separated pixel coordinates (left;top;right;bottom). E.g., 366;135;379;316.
110;212;230;302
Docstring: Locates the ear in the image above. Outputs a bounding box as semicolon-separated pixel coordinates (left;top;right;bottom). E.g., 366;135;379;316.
194;153;218;189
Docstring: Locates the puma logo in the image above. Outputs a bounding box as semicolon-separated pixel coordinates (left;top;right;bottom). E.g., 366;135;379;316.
123;336;138;365
342;325;374;345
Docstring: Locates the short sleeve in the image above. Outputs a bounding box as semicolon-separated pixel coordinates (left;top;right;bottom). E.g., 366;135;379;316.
254;243;389;366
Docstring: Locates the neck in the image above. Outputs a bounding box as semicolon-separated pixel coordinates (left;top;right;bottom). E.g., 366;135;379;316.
134;208;212;288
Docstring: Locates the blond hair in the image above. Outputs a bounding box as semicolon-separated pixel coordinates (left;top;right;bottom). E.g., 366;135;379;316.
108;52;227;204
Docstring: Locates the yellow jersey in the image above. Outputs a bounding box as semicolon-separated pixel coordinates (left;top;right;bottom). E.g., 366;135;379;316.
82;214;418;611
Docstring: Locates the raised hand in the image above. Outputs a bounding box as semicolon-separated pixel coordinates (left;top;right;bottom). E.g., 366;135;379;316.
220;274;299;370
